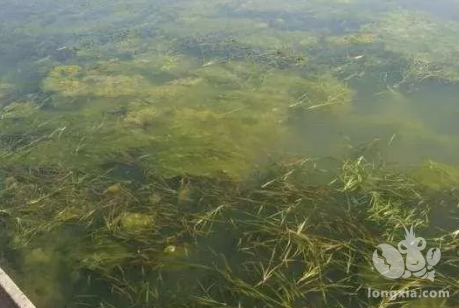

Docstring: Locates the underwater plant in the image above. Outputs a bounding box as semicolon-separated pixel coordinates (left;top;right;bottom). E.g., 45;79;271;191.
2;1;459;308
365;10;459;83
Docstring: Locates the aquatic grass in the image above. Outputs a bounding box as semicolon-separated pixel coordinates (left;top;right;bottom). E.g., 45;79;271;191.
2;2;459;306
1;147;459;307
364;10;459;84
2;101;458;307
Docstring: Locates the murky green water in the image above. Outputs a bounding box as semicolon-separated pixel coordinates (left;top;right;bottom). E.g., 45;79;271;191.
1;0;459;307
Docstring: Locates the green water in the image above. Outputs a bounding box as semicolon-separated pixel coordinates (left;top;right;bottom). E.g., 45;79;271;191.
1;0;459;307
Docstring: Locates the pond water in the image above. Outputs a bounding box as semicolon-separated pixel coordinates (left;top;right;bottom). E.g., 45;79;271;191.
1;0;459;307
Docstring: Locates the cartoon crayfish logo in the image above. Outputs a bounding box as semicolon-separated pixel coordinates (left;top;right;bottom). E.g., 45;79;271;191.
372;219;441;281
